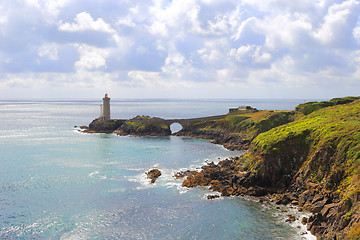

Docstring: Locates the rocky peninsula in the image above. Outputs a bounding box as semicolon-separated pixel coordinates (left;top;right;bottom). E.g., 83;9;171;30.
84;96;360;240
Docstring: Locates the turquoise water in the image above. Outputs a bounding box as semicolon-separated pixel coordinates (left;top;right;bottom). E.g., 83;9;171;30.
0;99;311;239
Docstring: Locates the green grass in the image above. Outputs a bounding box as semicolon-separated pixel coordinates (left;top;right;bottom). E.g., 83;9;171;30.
295;96;360;115
247;100;360;198
187;110;297;141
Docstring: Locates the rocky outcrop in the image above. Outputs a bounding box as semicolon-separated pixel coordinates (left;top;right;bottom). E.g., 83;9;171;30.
85;116;171;136
180;158;268;197
87;118;125;133
146;169;162;183
115;116;171;136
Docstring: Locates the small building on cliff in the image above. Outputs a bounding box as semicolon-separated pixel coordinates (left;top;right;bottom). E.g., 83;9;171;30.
99;93;111;121
229;106;256;113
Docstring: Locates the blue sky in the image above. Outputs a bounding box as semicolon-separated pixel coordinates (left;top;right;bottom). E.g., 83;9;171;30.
0;0;360;99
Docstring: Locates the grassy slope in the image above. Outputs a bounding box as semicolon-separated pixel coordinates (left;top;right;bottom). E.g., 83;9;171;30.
295;96;360;115
244;100;360;199
187;110;298;141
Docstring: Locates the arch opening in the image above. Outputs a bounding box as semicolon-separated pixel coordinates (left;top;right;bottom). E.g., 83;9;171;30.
170;123;183;134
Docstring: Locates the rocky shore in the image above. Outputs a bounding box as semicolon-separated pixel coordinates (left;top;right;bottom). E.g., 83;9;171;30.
177;157;356;239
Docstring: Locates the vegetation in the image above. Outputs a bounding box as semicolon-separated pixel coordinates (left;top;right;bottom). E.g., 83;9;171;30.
117;116;171;136
295;96;360;115
347;223;360;240
186;110;297;141
248;99;360;195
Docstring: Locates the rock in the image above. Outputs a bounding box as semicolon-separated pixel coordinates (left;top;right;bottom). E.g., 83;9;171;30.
207;194;220;200
285;214;296;223
301;217;308;225
146;169;161;183
320;203;337;217
174;170;197;179
299;189;315;206
309;198;328;213
88;118;124;133
273;193;291;205
246;186;267;197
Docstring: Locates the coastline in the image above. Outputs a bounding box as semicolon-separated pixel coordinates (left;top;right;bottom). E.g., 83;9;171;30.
83;97;360;240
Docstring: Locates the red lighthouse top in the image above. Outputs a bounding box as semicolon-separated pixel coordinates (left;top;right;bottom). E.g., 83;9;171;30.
105;93;109;98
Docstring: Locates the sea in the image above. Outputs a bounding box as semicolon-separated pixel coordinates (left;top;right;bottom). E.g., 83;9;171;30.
0;99;317;240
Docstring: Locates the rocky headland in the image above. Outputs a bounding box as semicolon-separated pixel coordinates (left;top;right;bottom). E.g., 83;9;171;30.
177;97;360;240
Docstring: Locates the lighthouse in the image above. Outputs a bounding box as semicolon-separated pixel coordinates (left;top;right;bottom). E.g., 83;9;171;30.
100;93;111;121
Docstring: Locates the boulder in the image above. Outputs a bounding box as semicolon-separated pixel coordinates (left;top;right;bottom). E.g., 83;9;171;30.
285;214;296;223
146;169;161;183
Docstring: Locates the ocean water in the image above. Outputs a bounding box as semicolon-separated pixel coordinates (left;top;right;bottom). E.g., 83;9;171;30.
0;99;315;239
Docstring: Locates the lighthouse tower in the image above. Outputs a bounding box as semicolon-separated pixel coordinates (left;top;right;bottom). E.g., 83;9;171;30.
100;93;111;121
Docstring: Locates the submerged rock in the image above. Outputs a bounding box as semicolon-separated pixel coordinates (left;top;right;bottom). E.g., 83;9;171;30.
207;194;220;200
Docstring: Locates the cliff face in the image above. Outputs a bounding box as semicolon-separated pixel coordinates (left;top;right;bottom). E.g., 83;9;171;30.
239;100;360;239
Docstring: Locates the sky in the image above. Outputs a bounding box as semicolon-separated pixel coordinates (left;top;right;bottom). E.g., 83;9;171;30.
0;0;360;99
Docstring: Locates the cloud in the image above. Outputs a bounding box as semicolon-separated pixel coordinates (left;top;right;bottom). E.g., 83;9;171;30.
0;0;360;98
313;0;360;46
38;43;59;60
74;44;110;71
58;11;115;34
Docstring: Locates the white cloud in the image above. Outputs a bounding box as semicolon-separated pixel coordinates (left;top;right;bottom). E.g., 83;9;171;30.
117;16;136;27
198;40;228;63
75;44;110;71
1;0;360;98
354;27;360;43
313;0;360;45
59;12;115;34
24;0;70;21
260;14;313;49
38;43;59;60
148;21;168;37
229;45;271;64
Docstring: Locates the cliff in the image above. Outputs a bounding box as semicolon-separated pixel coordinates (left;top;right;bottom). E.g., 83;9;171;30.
180;97;360;240
239;99;360;239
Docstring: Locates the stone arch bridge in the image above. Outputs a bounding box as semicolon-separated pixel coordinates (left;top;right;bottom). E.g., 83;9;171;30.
162;114;227;129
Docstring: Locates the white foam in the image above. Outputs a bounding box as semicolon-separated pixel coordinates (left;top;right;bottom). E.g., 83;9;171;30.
88;171;107;180
243;196;316;240
108;187;125;193
128;173;154;190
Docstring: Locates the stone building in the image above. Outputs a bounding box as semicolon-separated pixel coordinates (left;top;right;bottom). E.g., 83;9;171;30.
229;106;256;113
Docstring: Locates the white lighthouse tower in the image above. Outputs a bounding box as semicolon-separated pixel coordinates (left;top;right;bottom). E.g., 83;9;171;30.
100;93;111;121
